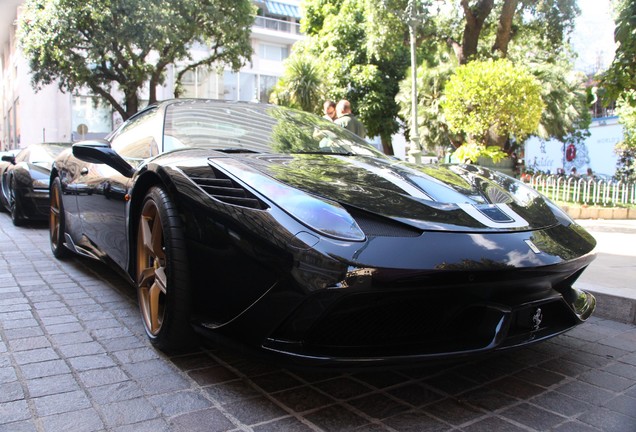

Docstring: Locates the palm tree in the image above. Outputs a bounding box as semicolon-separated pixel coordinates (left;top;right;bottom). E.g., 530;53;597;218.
270;54;323;113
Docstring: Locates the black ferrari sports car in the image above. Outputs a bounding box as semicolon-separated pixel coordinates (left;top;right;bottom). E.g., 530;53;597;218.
1;142;72;225
50;99;596;366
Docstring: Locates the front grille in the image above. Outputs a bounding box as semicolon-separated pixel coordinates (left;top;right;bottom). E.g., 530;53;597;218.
302;293;500;352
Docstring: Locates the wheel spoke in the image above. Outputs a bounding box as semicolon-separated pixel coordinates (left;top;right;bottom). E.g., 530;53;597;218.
148;280;162;333
140;215;154;254
137;196;170;338
138;267;155;287
154;266;167;294
145;253;167;334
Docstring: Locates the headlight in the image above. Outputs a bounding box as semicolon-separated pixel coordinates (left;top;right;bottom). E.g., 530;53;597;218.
211;158;365;241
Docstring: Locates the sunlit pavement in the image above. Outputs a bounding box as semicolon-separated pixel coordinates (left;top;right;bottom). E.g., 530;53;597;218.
1;214;635;432
575;219;636;324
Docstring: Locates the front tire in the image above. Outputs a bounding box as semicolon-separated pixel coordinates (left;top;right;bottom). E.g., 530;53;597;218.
136;186;194;351
49;177;70;258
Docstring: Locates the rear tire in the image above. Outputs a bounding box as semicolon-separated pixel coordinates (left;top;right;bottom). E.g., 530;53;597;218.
136;186;194;351
9;178;24;226
49;177;70;258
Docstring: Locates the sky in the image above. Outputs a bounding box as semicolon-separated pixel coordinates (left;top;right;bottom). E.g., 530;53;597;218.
571;0;617;74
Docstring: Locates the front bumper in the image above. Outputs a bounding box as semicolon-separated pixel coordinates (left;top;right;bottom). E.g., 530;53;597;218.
258;283;595;366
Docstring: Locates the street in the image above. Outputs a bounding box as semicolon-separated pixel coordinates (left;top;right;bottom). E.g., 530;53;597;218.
1;214;635;432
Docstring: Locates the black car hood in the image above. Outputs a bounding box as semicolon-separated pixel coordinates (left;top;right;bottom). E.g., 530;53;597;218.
208;153;563;233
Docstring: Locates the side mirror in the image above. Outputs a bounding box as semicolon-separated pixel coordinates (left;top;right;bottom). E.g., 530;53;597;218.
72;140;135;178
1;155;16;164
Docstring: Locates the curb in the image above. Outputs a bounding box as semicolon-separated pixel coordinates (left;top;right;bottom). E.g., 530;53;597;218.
562;205;636;220
587;290;636;325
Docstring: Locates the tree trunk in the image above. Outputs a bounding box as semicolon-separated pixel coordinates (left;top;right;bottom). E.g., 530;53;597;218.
381;133;394;155
124;92;140;121
492;0;519;57
148;81;157;106
486;125;507;148
459;0;495;64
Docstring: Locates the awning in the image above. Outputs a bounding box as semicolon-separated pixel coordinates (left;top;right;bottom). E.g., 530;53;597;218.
264;1;301;19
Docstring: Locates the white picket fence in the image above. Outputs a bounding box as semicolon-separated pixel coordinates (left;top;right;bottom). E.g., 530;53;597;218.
529;175;636;206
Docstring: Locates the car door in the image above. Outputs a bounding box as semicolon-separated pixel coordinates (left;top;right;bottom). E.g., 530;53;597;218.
75;107;162;271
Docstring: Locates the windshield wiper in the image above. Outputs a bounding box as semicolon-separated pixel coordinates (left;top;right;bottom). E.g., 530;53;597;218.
217;148;259;154
290;151;355;156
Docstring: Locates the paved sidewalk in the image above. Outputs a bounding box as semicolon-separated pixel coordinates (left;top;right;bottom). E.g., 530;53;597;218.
1;215;635;432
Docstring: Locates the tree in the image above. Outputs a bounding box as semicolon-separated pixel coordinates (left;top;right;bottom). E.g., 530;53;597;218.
298;0;410;154
269;54;324;113
381;1;584;154
441;59;544;161
18;0;254;120
441;0;580;64
374;1;580;65
602;0;636;105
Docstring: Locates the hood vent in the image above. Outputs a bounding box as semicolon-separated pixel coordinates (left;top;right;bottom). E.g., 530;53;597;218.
190;168;267;210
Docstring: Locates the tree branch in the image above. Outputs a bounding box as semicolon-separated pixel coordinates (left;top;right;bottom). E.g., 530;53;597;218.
459;0;495;64
492;0;519;57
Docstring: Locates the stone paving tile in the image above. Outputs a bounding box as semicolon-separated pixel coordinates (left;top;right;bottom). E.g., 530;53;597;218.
2;216;636;432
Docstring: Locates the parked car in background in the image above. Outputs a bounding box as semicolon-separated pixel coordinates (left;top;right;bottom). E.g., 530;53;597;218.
0;148;19;182
50;99;597;367
0;149;24;215
1;143;72;225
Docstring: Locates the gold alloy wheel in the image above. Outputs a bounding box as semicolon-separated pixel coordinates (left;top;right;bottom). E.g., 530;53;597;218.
136;198;168;336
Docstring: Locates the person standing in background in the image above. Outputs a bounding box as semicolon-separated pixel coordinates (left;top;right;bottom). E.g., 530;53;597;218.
322;100;337;121
334;100;366;138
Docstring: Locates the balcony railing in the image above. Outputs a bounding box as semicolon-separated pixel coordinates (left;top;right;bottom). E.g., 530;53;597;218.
527;174;636;207
253;15;301;35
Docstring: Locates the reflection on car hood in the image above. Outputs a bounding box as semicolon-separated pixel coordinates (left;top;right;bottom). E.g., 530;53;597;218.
218;153;562;233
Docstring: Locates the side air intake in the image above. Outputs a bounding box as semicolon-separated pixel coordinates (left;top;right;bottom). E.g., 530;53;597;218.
189;168;267;210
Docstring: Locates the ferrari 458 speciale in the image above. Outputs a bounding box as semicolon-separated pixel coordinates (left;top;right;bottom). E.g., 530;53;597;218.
50;99;596;366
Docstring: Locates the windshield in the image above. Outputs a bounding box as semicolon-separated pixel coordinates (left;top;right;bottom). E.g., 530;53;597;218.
162;100;387;158
28;143;72;165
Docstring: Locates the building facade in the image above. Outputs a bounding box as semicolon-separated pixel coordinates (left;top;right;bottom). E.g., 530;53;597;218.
0;0;303;151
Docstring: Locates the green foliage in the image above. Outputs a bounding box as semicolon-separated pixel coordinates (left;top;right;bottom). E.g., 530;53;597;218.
392;1;583;159
526;60;590;142
602;0;636;105
270;54;324;113
18;0;254;119
428;0;579;64
514;0;580;52
296;0;409;153
454;143;507;164
617;91;636;145
615;91;636;181
442;59;544;149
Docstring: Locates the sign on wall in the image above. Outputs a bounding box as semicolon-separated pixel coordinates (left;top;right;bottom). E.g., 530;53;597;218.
524;118;623;177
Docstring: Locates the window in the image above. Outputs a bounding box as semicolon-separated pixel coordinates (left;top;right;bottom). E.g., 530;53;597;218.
223;72;238;100
239;73;257;101
72;96;113;141
110;107;160;160
259;75;279;103
259;43;289;61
